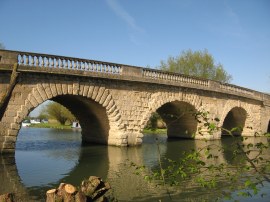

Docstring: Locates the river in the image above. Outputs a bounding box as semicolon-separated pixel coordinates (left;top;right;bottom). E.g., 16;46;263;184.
1;127;270;201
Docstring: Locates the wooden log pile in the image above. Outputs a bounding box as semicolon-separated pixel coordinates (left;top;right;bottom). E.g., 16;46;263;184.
0;193;15;202
46;176;116;202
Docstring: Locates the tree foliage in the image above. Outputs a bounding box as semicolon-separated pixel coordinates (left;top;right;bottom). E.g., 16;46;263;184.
159;49;232;83
40;102;75;125
133;110;270;200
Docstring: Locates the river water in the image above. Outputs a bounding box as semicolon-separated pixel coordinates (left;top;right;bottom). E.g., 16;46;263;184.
1;128;270;201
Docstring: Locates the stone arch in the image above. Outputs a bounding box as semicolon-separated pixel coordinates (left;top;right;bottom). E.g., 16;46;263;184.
2;79;127;153
141;91;203;138
219;100;256;136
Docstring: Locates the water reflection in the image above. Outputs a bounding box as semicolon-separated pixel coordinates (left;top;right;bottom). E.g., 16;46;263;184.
0;128;270;201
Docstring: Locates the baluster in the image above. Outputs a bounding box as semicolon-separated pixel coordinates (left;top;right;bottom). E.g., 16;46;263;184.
71;60;74;69
61;59;64;68
60;59;64;68
67;60;70;69
144;70;147;77
66;60;69;69
47;57;51;67
30;55;34;66
40;57;44;67
63;59;67;68
93;63;96;71
84;62;88;71
88;62;92;71
17;55;21;64
35;56;39;66
76;61;79;69
20;54;24;65
55;58;59;68
111;66;115;73
25;55;29;65
81;61;85;70
51;58;55;67
73;60;76;69
44;57;48;67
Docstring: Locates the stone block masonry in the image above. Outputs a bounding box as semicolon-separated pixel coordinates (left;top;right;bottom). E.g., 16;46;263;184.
0;49;270;153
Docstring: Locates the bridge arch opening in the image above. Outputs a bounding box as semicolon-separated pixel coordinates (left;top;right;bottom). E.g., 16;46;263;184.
222;107;247;136
267;120;270;133
152;101;197;139
51;95;110;144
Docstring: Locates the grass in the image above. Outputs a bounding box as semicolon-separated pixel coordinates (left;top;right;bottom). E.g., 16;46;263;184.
143;128;167;134
27;123;167;134
28;123;73;130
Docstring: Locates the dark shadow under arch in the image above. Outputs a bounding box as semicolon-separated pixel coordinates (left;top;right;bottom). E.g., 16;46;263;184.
267;120;270;133
52;95;110;144
222;107;247;136
157;101;197;139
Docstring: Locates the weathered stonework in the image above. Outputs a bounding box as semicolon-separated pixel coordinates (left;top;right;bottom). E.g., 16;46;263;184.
0;50;270;153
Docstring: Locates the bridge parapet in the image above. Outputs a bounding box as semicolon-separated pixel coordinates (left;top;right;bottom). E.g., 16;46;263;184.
220;83;254;96
0;50;122;74
142;68;209;86
0;49;267;102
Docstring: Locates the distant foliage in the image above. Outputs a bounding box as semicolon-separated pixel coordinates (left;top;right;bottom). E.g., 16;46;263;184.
159;49;232;83
40;102;75;125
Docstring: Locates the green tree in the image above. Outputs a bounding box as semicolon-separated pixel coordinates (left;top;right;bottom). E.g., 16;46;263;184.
159;49;232;83
41;102;75;125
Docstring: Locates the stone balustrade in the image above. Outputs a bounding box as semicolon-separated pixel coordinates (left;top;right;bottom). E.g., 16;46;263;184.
17;52;122;74
142;68;209;86
0;49;267;101
220;83;254;96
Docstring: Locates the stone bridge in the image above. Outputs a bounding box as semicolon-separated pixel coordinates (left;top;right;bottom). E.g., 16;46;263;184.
0;50;270;153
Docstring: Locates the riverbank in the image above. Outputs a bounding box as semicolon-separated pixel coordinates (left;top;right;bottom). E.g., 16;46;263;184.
28;123;73;130
26;123;167;134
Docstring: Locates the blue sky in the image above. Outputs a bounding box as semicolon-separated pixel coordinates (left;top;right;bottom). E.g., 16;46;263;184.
0;0;270;93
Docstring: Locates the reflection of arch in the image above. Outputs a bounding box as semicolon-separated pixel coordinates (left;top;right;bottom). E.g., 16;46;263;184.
6;80;126;148
141;91;202;139
0;155;33;201
222;107;247;136
219;100;255;136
